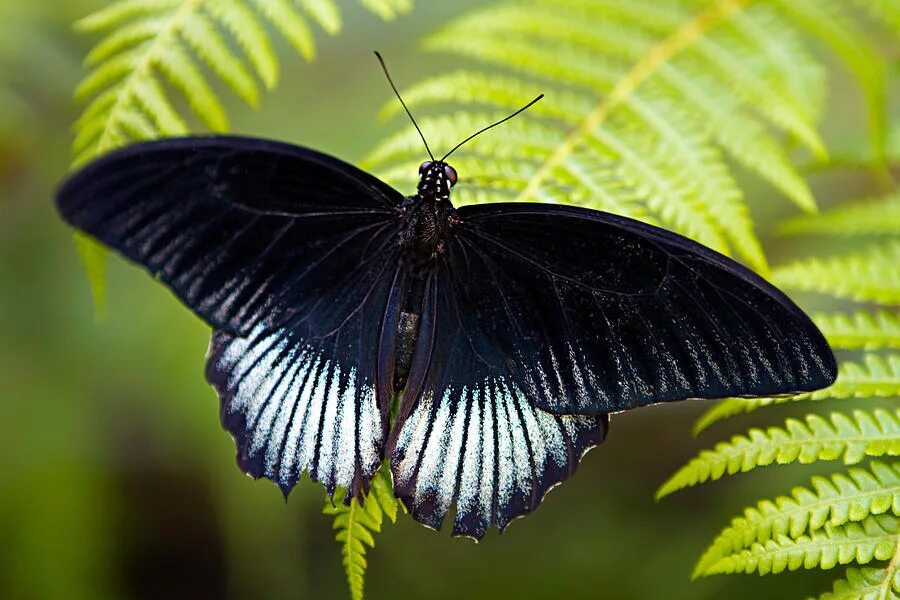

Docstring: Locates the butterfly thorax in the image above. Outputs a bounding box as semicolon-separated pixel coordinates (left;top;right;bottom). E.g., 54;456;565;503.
399;161;458;272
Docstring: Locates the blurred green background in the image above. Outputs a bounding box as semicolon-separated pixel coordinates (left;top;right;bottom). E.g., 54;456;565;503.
0;1;895;599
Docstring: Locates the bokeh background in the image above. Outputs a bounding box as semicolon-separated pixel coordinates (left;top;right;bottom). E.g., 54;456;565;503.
1;1;896;598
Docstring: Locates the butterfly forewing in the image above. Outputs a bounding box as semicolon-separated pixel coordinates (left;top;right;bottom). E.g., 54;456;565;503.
56;136;404;335
445;203;837;415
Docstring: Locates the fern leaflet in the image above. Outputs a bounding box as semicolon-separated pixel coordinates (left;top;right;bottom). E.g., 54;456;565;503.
815;311;900;352
770;0;888;160
772;241;900;305
657;408;900;499
779;192;900;237
819;566;899;600
323;468;399;600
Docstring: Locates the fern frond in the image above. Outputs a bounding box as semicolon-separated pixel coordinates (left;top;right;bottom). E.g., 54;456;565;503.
702;514;898;577
364;0;878;273
73;0;413;165
779;193;900;237
772;242;900;305
323;468;399;600
657;409;900;499
815;311;900;351
770;0;888;160
693;354;900;435
74;0;231;164
819;567;898;600
693;462;900;578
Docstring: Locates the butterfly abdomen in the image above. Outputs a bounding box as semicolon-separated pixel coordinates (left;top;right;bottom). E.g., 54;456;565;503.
392;266;429;391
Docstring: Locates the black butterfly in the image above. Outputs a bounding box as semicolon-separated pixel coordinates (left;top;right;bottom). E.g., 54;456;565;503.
56;57;836;540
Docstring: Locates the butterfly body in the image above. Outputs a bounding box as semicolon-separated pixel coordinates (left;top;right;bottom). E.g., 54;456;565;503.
57;135;836;539
392;161;461;388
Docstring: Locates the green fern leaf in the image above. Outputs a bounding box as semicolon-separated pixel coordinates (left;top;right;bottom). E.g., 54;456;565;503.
779;193;900;237
84;17;165;65
323;468;399;600
155;40;228;131
363;0;873;273
693;354;900;434
181;11;260;104
74;232;108;319
694;462;900;578
772;242;900;305
771;0;888;161
819;566;898;600
702;514;898;577
75;0;180;32
815;311;900;351
206;0;278;89
253;0;315;60
299;0;341;34
359;0;411;21
658;409;900;499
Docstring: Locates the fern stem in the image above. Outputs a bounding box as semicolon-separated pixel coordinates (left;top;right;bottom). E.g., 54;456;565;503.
514;0;753;202
344;499;363;600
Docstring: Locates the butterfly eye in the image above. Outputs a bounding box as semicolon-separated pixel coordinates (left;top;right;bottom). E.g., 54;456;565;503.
419;161;432;174
444;164;458;186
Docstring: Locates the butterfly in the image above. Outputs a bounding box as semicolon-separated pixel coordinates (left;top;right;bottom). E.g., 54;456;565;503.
56;54;837;540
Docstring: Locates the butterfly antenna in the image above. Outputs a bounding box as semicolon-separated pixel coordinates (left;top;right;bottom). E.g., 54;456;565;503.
374;51;434;162
441;94;544;161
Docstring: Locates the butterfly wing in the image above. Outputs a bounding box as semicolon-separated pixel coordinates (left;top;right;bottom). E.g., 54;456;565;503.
443;202;837;416
388;265;608;539
57;136;407;498
206;247;403;499
387;202;835;537
56;136;404;335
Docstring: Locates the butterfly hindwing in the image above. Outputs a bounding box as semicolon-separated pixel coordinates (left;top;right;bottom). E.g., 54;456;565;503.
206;223;404;499
446;203;837;415
388;267;608;539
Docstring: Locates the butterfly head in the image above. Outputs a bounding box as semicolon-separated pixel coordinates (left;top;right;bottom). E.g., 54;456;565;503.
374;51;540;205
417;160;457;202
